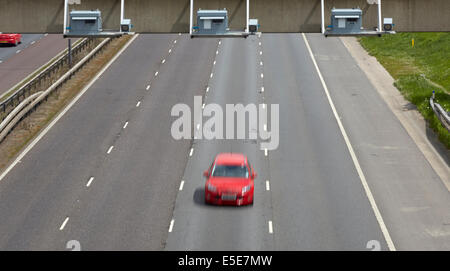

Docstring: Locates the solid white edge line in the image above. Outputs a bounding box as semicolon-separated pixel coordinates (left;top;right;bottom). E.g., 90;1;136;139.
86;177;94;187
301;33;396;251
168;219;175;232
0;34;140;184
268;221;273;234
179;180;185;191
60;217;69;231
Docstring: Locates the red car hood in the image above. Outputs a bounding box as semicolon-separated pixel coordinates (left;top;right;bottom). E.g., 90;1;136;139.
0;34;16;38
207;177;251;193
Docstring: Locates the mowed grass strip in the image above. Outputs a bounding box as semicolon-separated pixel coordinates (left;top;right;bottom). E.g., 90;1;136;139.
0;35;132;170
359;33;450;149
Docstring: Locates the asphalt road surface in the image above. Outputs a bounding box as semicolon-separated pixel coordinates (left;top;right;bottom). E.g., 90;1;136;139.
0;34;448;250
0;34;73;96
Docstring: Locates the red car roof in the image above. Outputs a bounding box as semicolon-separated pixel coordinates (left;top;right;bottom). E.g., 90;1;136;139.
215;153;247;165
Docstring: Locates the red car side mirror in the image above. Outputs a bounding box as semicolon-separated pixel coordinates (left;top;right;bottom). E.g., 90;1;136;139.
251;172;257;179
203;170;209;177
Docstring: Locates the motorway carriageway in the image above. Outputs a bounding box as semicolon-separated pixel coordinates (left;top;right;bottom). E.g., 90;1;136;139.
0;34;75;96
0;34;448;250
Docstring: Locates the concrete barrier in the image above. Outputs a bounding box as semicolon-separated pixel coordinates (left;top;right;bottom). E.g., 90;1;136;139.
1;0;449;33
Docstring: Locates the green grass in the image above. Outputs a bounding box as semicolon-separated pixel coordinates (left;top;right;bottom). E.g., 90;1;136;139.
359;32;450;149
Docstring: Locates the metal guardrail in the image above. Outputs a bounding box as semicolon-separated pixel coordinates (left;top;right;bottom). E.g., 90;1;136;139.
0;38;95;121
430;91;450;132
0;38;113;143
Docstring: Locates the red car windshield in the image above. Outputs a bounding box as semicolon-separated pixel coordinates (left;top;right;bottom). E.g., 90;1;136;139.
212;165;249;178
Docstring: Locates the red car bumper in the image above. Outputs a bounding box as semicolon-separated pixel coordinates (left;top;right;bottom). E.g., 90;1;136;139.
205;191;253;206
0;38;16;44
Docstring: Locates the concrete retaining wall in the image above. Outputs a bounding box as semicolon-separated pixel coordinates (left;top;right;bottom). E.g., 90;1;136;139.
1;0;449;33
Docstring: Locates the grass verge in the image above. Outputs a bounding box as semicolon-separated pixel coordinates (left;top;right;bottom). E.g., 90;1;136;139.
0;35;132;171
359;32;450;149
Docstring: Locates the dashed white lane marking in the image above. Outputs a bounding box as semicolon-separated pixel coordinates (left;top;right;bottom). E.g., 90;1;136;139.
31;40;36;45
218;41;221;45
168;219;175;232
60;217;69;231
213;60;216;65
0;60;2;64
136;101;141;107
196;124;200;130
189;148;194;156
260;61;263;66
16;50;21;54
162;59;166;64
261;73;264;78
262;103;266;109
202;103;205;109
179;180;185;191
174;40;177;44
259;42;262;46
123;121;129;129
216;50;219;55
206;87;210;92
155;71;159;77
266;180;270;191
302;33;396;251
264;148;268;156
169;49;172;54
259;51;262;55
107;145;114;154
86;177;94;187
210;73;214;78
44;33;48;36
179;33;182;36
263;124;267;131
261;86;264;93
268;221;273;234
146;85;150;90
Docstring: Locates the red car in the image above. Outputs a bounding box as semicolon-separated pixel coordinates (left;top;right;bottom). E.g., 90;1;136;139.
204;153;256;206
0;33;21;46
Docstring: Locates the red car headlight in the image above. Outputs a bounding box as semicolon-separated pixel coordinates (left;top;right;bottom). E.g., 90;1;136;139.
207;183;217;192
242;185;251;195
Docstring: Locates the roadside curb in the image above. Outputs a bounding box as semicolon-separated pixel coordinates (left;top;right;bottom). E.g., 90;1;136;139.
340;36;450;191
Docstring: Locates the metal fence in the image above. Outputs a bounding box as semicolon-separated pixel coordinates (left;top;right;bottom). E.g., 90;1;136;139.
430;91;450;132
0;38;95;121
